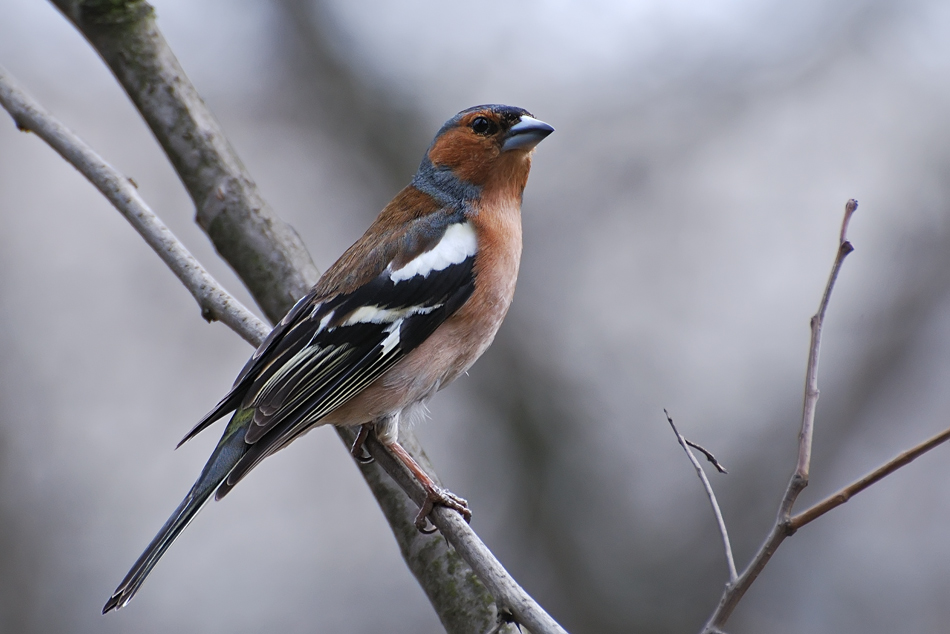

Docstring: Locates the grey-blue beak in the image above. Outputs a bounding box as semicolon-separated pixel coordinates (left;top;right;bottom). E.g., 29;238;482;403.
502;115;554;152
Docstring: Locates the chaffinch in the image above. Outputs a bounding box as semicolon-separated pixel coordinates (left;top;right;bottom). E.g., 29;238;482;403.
103;104;553;612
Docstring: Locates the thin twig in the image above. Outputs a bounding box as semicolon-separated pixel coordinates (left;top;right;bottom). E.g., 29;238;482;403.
685;439;729;474
4;28;564;633
702;199;858;633
0;65;269;347
665;410;737;582
791;424;950;529
791;199;858;501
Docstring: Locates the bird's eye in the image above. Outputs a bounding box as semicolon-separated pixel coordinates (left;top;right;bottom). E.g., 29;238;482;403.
471;117;495;135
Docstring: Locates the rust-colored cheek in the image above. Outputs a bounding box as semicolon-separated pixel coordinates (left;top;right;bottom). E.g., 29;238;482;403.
427;128;498;186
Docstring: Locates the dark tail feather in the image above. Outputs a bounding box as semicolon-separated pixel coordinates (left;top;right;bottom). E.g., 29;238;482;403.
103;426;247;613
176;389;244;449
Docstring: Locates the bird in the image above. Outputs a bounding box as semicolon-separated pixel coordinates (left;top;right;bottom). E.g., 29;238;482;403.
102;104;553;613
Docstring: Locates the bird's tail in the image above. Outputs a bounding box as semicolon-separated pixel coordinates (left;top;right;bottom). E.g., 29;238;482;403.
102;411;250;613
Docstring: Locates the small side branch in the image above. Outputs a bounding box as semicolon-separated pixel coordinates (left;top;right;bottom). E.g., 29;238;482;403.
791;424;950;529
702;199;857;633
0;65;269;347
665;410;737;582
685;439;729;474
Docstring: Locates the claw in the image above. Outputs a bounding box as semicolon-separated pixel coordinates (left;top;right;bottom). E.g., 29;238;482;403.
417;515;438;534
413;484;472;532
350;424;375;464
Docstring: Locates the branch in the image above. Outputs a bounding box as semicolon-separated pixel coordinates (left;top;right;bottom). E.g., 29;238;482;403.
354;430;570;634
50;0;320;320
665;410;737;583
44;2;561;631
789;199;858;504
702;199;858;633
0;65;269;348
790;424;950;529
685;439;728;474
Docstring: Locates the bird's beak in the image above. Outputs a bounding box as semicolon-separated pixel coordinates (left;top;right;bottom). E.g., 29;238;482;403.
502;116;554;152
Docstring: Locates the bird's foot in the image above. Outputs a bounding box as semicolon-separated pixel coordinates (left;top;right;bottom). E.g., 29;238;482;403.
383;438;472;533
414;484;471;533
349;424;374;464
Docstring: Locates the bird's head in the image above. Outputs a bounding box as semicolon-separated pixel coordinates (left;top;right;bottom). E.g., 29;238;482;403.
418;105;553;199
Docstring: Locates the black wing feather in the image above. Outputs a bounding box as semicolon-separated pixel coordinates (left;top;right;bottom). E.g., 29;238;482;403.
215;257;474;497
176;294;315;447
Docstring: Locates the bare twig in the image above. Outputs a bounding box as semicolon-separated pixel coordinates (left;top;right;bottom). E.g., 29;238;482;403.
702;199;858;633
685;439;728;474
791;424;950;529
665;410;737;582
0;65;269;347
790;199;858;502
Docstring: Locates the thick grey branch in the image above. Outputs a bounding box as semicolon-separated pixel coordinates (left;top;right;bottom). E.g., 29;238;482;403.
47;1;560;631
0;65;269;347
51;0;319;319
347;429;569;634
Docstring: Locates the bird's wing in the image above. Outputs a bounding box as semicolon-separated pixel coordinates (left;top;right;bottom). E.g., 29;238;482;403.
245;250;476;445
183;212;479;497
176;291;315;447
219;249;475;495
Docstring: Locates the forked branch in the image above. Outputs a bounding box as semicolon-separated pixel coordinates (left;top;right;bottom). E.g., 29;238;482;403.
790;423;950;529
0;65;269;347
701;199;857;632
665;410;737;582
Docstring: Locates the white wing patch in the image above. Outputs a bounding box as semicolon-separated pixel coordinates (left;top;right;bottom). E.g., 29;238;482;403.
342;304;439;326
380;322;402;354
389;222;477;283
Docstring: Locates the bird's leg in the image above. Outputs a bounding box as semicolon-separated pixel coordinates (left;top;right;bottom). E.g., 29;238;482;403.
349;423;375;464
385;440;472;532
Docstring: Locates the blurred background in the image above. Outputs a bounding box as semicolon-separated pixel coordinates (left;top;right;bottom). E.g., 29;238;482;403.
3;0;950;632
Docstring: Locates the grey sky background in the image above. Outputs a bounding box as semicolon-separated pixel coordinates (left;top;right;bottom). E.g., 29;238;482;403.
3;1;950;632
